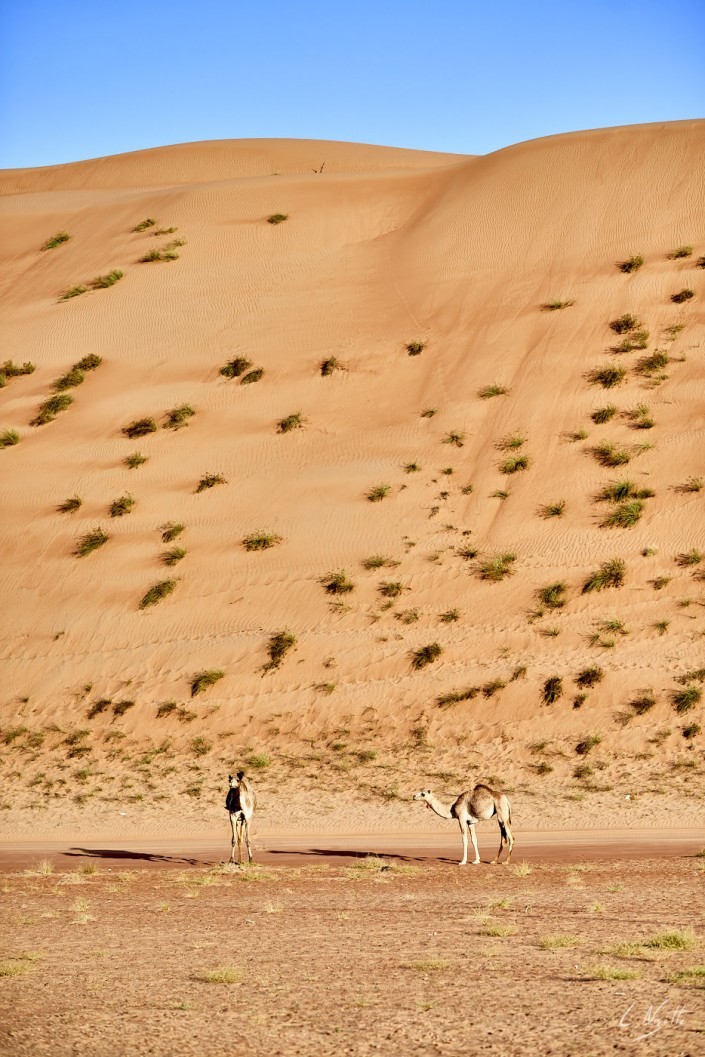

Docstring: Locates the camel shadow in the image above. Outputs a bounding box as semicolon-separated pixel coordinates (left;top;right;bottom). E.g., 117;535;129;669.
267;848;457;865
66;847;208;866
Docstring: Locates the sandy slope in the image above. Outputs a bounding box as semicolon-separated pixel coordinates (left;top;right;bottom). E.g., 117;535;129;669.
0;122;704;839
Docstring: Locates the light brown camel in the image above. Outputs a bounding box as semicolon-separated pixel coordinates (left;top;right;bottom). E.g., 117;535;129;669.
225;771;256;864
413;784;514;865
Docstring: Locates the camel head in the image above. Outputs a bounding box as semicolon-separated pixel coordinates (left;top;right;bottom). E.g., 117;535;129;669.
228;771;246;788
413;789;433;809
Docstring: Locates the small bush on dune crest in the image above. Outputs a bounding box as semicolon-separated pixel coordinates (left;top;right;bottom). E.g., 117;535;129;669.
1;360;35;386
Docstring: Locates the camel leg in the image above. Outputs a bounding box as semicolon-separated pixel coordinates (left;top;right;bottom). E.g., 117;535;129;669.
244;818;253;863
229;815;237;863
490;822;506;865
458;818;468;866
468;823;481;865
236;818;244;865
504;821;514;864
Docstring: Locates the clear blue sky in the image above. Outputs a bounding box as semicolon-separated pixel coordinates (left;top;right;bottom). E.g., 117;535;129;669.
1;0;703;168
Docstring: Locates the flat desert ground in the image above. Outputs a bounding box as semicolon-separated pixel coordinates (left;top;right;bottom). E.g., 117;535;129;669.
1;121;704;1052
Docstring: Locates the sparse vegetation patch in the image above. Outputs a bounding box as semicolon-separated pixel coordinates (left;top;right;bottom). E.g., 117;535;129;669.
31;393;72;426
411;643;443;670
618;255;643;273
41;231;71;251
75;529;109;557
191;670;224;697
139;580;177;609
122;418;157;439
582;558;626;593
220;357;252;379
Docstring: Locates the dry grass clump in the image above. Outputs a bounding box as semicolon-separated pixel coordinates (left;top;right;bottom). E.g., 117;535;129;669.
139;247;179;263
366;484;391;502
591;405;617;424
406;341;426;356
671;289;694;303
411;643;443;670
241;368;264;384
0;430;20;449
264;630;296;671
31;393;73;426
591;441;631;467
609;313;641;334
191;670;224;697
122;417;157;439
437;686;479;707
242;532;283;551
220;357;252;378
362;555;398;570
58;495;82;514
675;549;702;567
675;476;702;494
109;494;135;518
41;231;71;250
629;690;655;715
634;350;669;377
267;214;288;225
75;529;109;557
195;473;226;493
133;218;156;232
537;582;567;609
478;383;508;399
601;499;644;528
582;558;626;593
320;570;354;595
576;666;603;688
500;455;529;474
477;553;516;582
161;547;186;566
610;330;649;353
542;676;563;705
139;580;177;609
586;365;626;389
667;246;692;259
575;734;602;756
124;452;148;469
444;431;465;447
277;412;304;433
539;500;565;518
671;685;701;715
542;298;575;310
163;405;195;430
618;255;643;273
196;965;243;984
161;522;184;542
90;270;123;289
320;356;343;375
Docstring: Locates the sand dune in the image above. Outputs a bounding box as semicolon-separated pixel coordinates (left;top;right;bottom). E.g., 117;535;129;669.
1;122;704;838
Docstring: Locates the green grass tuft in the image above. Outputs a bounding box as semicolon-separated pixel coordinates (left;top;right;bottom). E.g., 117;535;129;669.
59;285;87;301
671;288;694;304
591;405;617;424
109;494;135;518
31;393;73;426
320;356;343;375
240;368;264;384
366;484;391;502
542;676;563;705
582;558;626;593
601;499;644;528
124;452;148;469
539;500;565;518
500;455;529;474
0;429;20;449
122;417;157;439
576;666;603;688
320;570;354;594
160;522;184;542
411;643;443;670
586;365;626;389
133;219;156;232
195;473;226;493
610;313;640;334
542;299;575;310
591;441;631;467
90;270;123;289
267;214;288;224
477;552;516;582
58;495;82;514
618;255;643;273
220;357;252;378
139;580;177;609
276;412;304;433
538;582;567;609
41;231;71;251
242;531;282;551
478;383;508;399
161;547;186;566
53;367;84;392
265;630;296;670
163;404;195;430
671;684;701;714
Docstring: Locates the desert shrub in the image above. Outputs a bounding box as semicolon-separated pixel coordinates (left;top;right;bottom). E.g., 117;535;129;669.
1;360;35;385
671;289;694;304
58;495;82;513
109;494;135;518
624;404;654;429
477;552;516;582
444;431;465;447
539;501;565;518
404;462;421;473
456;546;478;560
195;473;226;493
162;547;186;566
696;256;705;269
191;736;212;756
152;227;177;236
675;477;702;494
122;418;157;439
267;214;288;224
582;558;626;593
31;393;73;426
139;580;177;609
482;678;506;698
671;685;701;714
265;630;296;670
0;430;20;449
248;752;270;769
610;314;640;334
125;452;148;469
439;609;460;623
320;571;354;595
542;299;575;310
634;350;669;376
437;686;479;707
611;330;649;354
595;479;653;502
675;549;702;567
59;285;87;301
73;355;102;372
133;219;156;232
682;723;701;739
241;368;264;384
220;357;252;379
500;455;529;474
421;408;437;418
112;700;134;717
576;666;603;688
53;367;84;391
163;404;195;430
591;442;630;467
591;405;617;424
362;555;398;570
161;522;184;542
191;670;224;697
379;581;403;598
602;500;644;528
497;434;525;451
320;356;342;375
538;582;567;609
367;484;391;502
618;255;643;273
242;532;282;551
90;270;123;289
575;734;601;756
41;231;71;251
396;608;419;625
542;677;563;704
478;383;508;399
411;643;443;670
586;365;626;389
75;529;109;557
139;247;179;262
630;690;655;715
406;341;426;356
667;246;692;259
277;413;304;433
